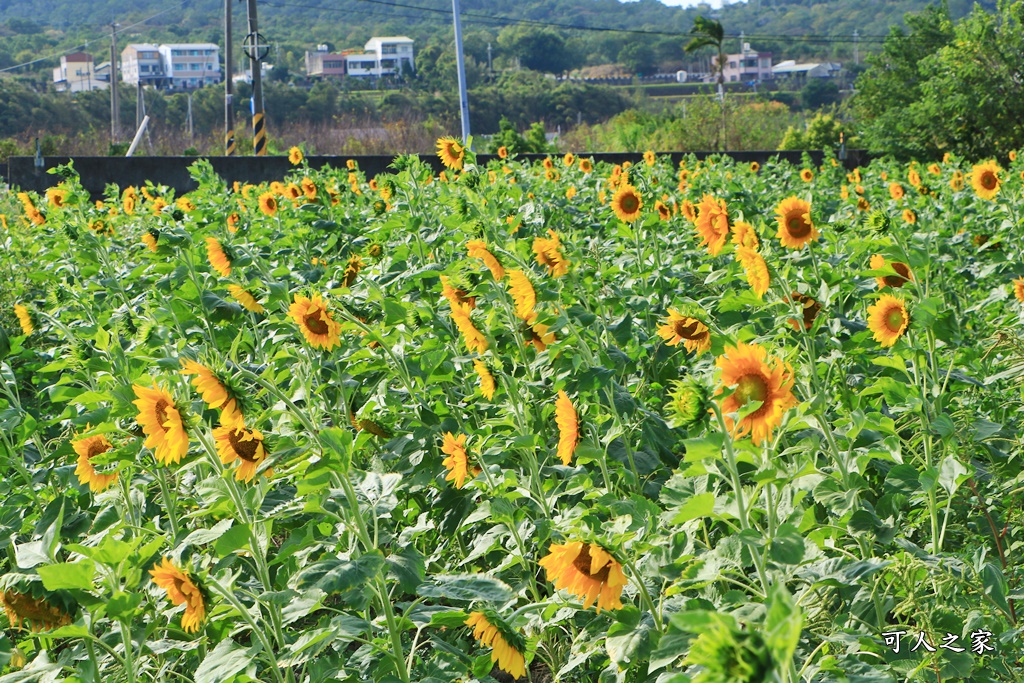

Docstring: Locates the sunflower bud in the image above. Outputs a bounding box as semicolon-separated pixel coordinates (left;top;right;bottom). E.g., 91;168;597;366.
372;199;387;215
667;379;708;430
866;210;891;234
917;184;931;196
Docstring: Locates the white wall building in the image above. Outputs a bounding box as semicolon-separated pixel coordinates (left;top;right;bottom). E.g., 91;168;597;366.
363;36;414;76
772;60;842;80
53;52;107;92
159;43;221;90
121;44;168;88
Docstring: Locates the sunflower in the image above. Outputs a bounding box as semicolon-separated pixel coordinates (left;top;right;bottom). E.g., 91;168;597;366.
346;159;357;170
579;158;593;173
644;150;656;166
1;589;72;632
970;161;1001;200
694;195;730;256
226;212;240;233
214;424;269;482
525;322;555;351
554;390;578;466
903;209;916;224
258;192;278;217
179;359;244;429
1010;150;1018;162
840;185;850;200
289;293;342;350
465;611;527;680
774;197;817;249
284;183;302;202
563;152;576;167
288;146;304;165
300;177;317;200
436;136;465;170
151;198;168;215
799;168;814;182
657;309;711;354
142;230;159;252
176;196;196;212
542;157;554;171
667;379;707;429
228;284;265;313
655;200;671;221
731;221;759;249
888;183;905;200
788;292;822;331
867;294;909;347
466;240;504;280
611;184;643;223
72;434;118;492
869;254;913;289
715;341;796;445
508;270;538;322
441;432;472;488
532;230;570;278
473;360;496;400
538;541;627;613
123;187;138;215
132;384;190;465
497;146;508;159
204;237;232;277
449;302;488;354
440;275;476;310
681;199;696;223
1013;278;1024;303
950;170;965;191
149;558;206;633
750;161;760;173
908;167;921;187
46;187;67;208
13;304;32;336
343;254;364;288
736;246;770;299
857;197;871;212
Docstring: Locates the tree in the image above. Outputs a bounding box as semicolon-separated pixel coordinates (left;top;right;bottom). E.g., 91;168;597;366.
497;26;576;74
800;78;840;110
618;42;657;76
685;16;727;150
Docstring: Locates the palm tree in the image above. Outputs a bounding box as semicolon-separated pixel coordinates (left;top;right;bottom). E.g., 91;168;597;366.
685;16;727;150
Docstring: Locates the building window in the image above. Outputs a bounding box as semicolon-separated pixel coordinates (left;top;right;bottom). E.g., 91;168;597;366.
173;50;183;56
381;59;396;68
175;64;186;71
382;45;397;54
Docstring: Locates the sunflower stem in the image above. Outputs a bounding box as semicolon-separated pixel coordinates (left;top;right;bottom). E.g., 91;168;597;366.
621;556;664;634
118;619;135;683
154;467;180;541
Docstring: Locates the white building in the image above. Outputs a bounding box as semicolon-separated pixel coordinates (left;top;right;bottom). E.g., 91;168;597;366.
772;60;842;80
121;44;168;88
53;52;108;92
342;37;414;78
159;43;221;90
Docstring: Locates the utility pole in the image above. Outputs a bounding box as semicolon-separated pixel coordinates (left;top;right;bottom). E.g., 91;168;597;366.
110;22;120;144
451;0;471;142
224;0;235;154
486;42;492;79
136;81;144;130
853;29;859;66
245;0;267;155
187;93;194;142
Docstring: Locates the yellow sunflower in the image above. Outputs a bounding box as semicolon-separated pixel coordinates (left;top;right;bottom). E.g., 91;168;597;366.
176;196;196;212
289;293;342;350
465;611;527;680
497;146;508;159
644;150;656;166
473;360;496;400
1013;278;1024;303
730;221;759;249
888;183;905;201
441;432;472;488
1;590;72;632
970;161;1001;200
508;270;538;322
694;194;730;256
715;341;796;445
301;177;317;200
555;390;578;466
288;146;304;165
227;284;265;314
441;275;476;310
856;197;871;212
258;192;278;217
46;187;67;208
526;322;555;351
436;136;465;170
467;240;505;280
788;292;822;331
132;384;190;465
611;184;643;223
657;309;711;354
681;199;696;223
869;254;913;289
449;302;488;354
532;230;570;278
179;359;244;429
142;230;159;252
774;197;817;249
72;434;118;493
205;237;232;277
579;158;593;173
903;209;916;224
343;254;364;288
750;161;760;173
563;152;576;167
950;170;965;191
149;558;206;633
655;200;671;221
13;304;33;336
1010;150;1018;162
214;424;269;482
736;245;770;299
908;167;921;187
867;294;909;347
800;168;814;182
538;541;627;613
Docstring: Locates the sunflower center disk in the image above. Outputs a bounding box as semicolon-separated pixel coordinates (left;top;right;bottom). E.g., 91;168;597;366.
787;216;810;237
621;195;639;213
735;374;769;407
228;430;261;463
675;319;703;340
886;309;906;332
87;441;111;459
154;400;170;429
304;311;330;335
572;545;611;582
982;173;996;189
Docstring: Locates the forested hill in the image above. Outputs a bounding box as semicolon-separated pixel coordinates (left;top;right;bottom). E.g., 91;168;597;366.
0;0;997;76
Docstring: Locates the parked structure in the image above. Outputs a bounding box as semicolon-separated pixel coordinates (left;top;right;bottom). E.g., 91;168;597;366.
121;44;169;88
714;43;773;83
772;60;842;80
52;52;107;92
304;37;414;78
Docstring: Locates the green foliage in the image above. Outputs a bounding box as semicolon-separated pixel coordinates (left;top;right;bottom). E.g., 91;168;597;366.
497;25;578;74
855;1;1024;160
487;116;554;154
800;78;840;110
618;41;657;76
778;111;854;150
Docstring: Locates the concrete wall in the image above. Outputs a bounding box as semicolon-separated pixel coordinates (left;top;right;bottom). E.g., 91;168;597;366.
5;150;873;199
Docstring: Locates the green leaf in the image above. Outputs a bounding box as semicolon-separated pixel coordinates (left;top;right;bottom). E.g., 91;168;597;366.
472;653;494;678
428;610;469;628
416;574;513;603
294;551;385;595
606;612;655;667
37;561;95;591
768;524;805;565
0;326;10;360
106;591;143;619
682;434;722;462
214;524;251;557
319;427;352;475
671;493;715;524
195;639;259;683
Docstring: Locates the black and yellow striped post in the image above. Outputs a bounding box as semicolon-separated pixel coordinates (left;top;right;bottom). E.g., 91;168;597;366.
225;130;236;156
252;113;266;156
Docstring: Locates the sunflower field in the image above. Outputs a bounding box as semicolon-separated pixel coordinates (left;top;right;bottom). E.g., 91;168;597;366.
1;142;1023;683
